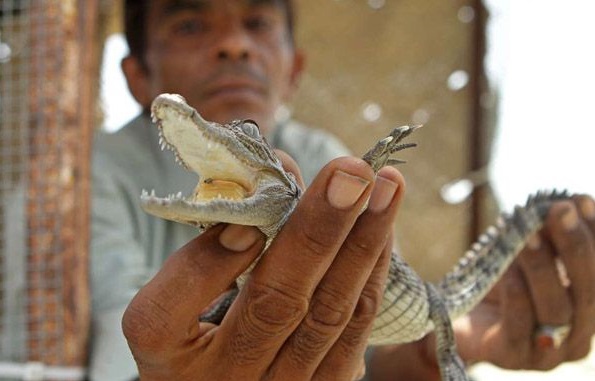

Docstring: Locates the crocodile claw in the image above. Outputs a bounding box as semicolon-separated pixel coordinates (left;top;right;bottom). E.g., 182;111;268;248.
362;125;420;173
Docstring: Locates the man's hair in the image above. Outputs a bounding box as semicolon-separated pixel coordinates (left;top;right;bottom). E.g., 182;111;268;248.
124;0;295;67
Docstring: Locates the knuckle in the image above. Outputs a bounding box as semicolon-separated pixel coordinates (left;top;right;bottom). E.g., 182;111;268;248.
286;290;355;367
573;194;595;221
352;287;383;324
299;224;339;257
245;280;309;334
281;278;383;368
229;281;309;365
551;218;591;256
288;326;332;366
337;326;369;354
310;288;354;329
122;300;174;353
334;289;384;352
342;221;392;260
343;228;379;254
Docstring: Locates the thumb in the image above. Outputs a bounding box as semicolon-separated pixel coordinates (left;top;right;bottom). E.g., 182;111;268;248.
122;224;264;351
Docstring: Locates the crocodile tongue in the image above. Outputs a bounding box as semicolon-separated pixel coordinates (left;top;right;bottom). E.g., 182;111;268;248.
193;179;249;202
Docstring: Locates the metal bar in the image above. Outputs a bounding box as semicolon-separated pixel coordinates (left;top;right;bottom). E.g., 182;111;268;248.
469;0;489;243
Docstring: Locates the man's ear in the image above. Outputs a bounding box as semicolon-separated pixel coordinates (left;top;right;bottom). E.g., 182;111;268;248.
286;49;306;97
121;55;152;109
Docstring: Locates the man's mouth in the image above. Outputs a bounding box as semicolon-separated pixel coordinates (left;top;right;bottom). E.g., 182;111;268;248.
209;84;264;99
206;77;266;101
202;66;268;102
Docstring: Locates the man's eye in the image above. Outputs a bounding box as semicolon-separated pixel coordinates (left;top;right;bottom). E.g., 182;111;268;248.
174;19;206;35
244;15;272;32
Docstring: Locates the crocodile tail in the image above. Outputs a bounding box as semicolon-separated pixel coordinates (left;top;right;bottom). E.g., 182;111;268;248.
436;190;571;320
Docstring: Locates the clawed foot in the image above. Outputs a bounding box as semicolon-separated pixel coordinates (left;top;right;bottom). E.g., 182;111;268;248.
362;125;420;173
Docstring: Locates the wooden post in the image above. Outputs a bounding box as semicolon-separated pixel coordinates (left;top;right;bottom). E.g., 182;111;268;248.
26;0;97;370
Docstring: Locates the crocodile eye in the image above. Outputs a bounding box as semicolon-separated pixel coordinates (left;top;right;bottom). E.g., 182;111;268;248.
241;120;260;138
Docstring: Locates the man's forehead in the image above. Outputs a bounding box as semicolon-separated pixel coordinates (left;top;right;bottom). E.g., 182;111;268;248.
155;0;284;13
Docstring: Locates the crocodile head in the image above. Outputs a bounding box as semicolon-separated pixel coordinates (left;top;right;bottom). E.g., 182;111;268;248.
141;93;301;236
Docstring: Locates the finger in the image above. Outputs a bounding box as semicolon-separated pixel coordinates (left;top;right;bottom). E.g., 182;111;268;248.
489;264;536;368
517;233;573;326
547;199;595;356
571;195;595;359
576;195;595;235
274;149;306;189
314;242;393;381
122;224;265;354
213;157;376;377
516;233;574;369
273;167;404;380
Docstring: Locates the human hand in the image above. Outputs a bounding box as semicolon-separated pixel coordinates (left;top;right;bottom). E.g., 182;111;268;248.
454;194;595;370
122;156;405;381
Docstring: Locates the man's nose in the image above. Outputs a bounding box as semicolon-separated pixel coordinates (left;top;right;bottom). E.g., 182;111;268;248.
216;25;251;61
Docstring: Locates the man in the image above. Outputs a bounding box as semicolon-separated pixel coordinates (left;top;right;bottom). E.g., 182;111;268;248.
91;0;595;380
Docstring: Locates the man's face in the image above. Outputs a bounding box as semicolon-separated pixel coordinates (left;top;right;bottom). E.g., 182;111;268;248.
131;0;302;133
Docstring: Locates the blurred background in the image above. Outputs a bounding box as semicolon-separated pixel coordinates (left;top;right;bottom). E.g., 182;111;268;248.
0;0;593;379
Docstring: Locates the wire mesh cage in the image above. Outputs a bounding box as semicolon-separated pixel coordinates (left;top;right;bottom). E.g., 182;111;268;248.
0;0;97;379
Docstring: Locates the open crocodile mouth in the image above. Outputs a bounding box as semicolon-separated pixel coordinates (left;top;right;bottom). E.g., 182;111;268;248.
140;138;261;227
140;93;279;227
142;175;255;204
145;140;260;206
151;93;260;204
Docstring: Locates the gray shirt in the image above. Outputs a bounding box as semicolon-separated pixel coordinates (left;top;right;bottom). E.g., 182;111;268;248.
89;113;350;380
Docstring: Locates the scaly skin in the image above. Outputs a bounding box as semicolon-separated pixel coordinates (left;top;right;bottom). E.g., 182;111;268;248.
141;93;571;381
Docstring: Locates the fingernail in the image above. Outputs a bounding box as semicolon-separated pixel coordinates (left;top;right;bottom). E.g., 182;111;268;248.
527;233;541;251
579;198;595;220
561;206;579;231
368;175;399;213
327;170;370;209
219;224;262;252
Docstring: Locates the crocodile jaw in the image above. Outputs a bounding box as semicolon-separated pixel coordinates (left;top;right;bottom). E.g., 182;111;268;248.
141;93;300;231
152;93;258;200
